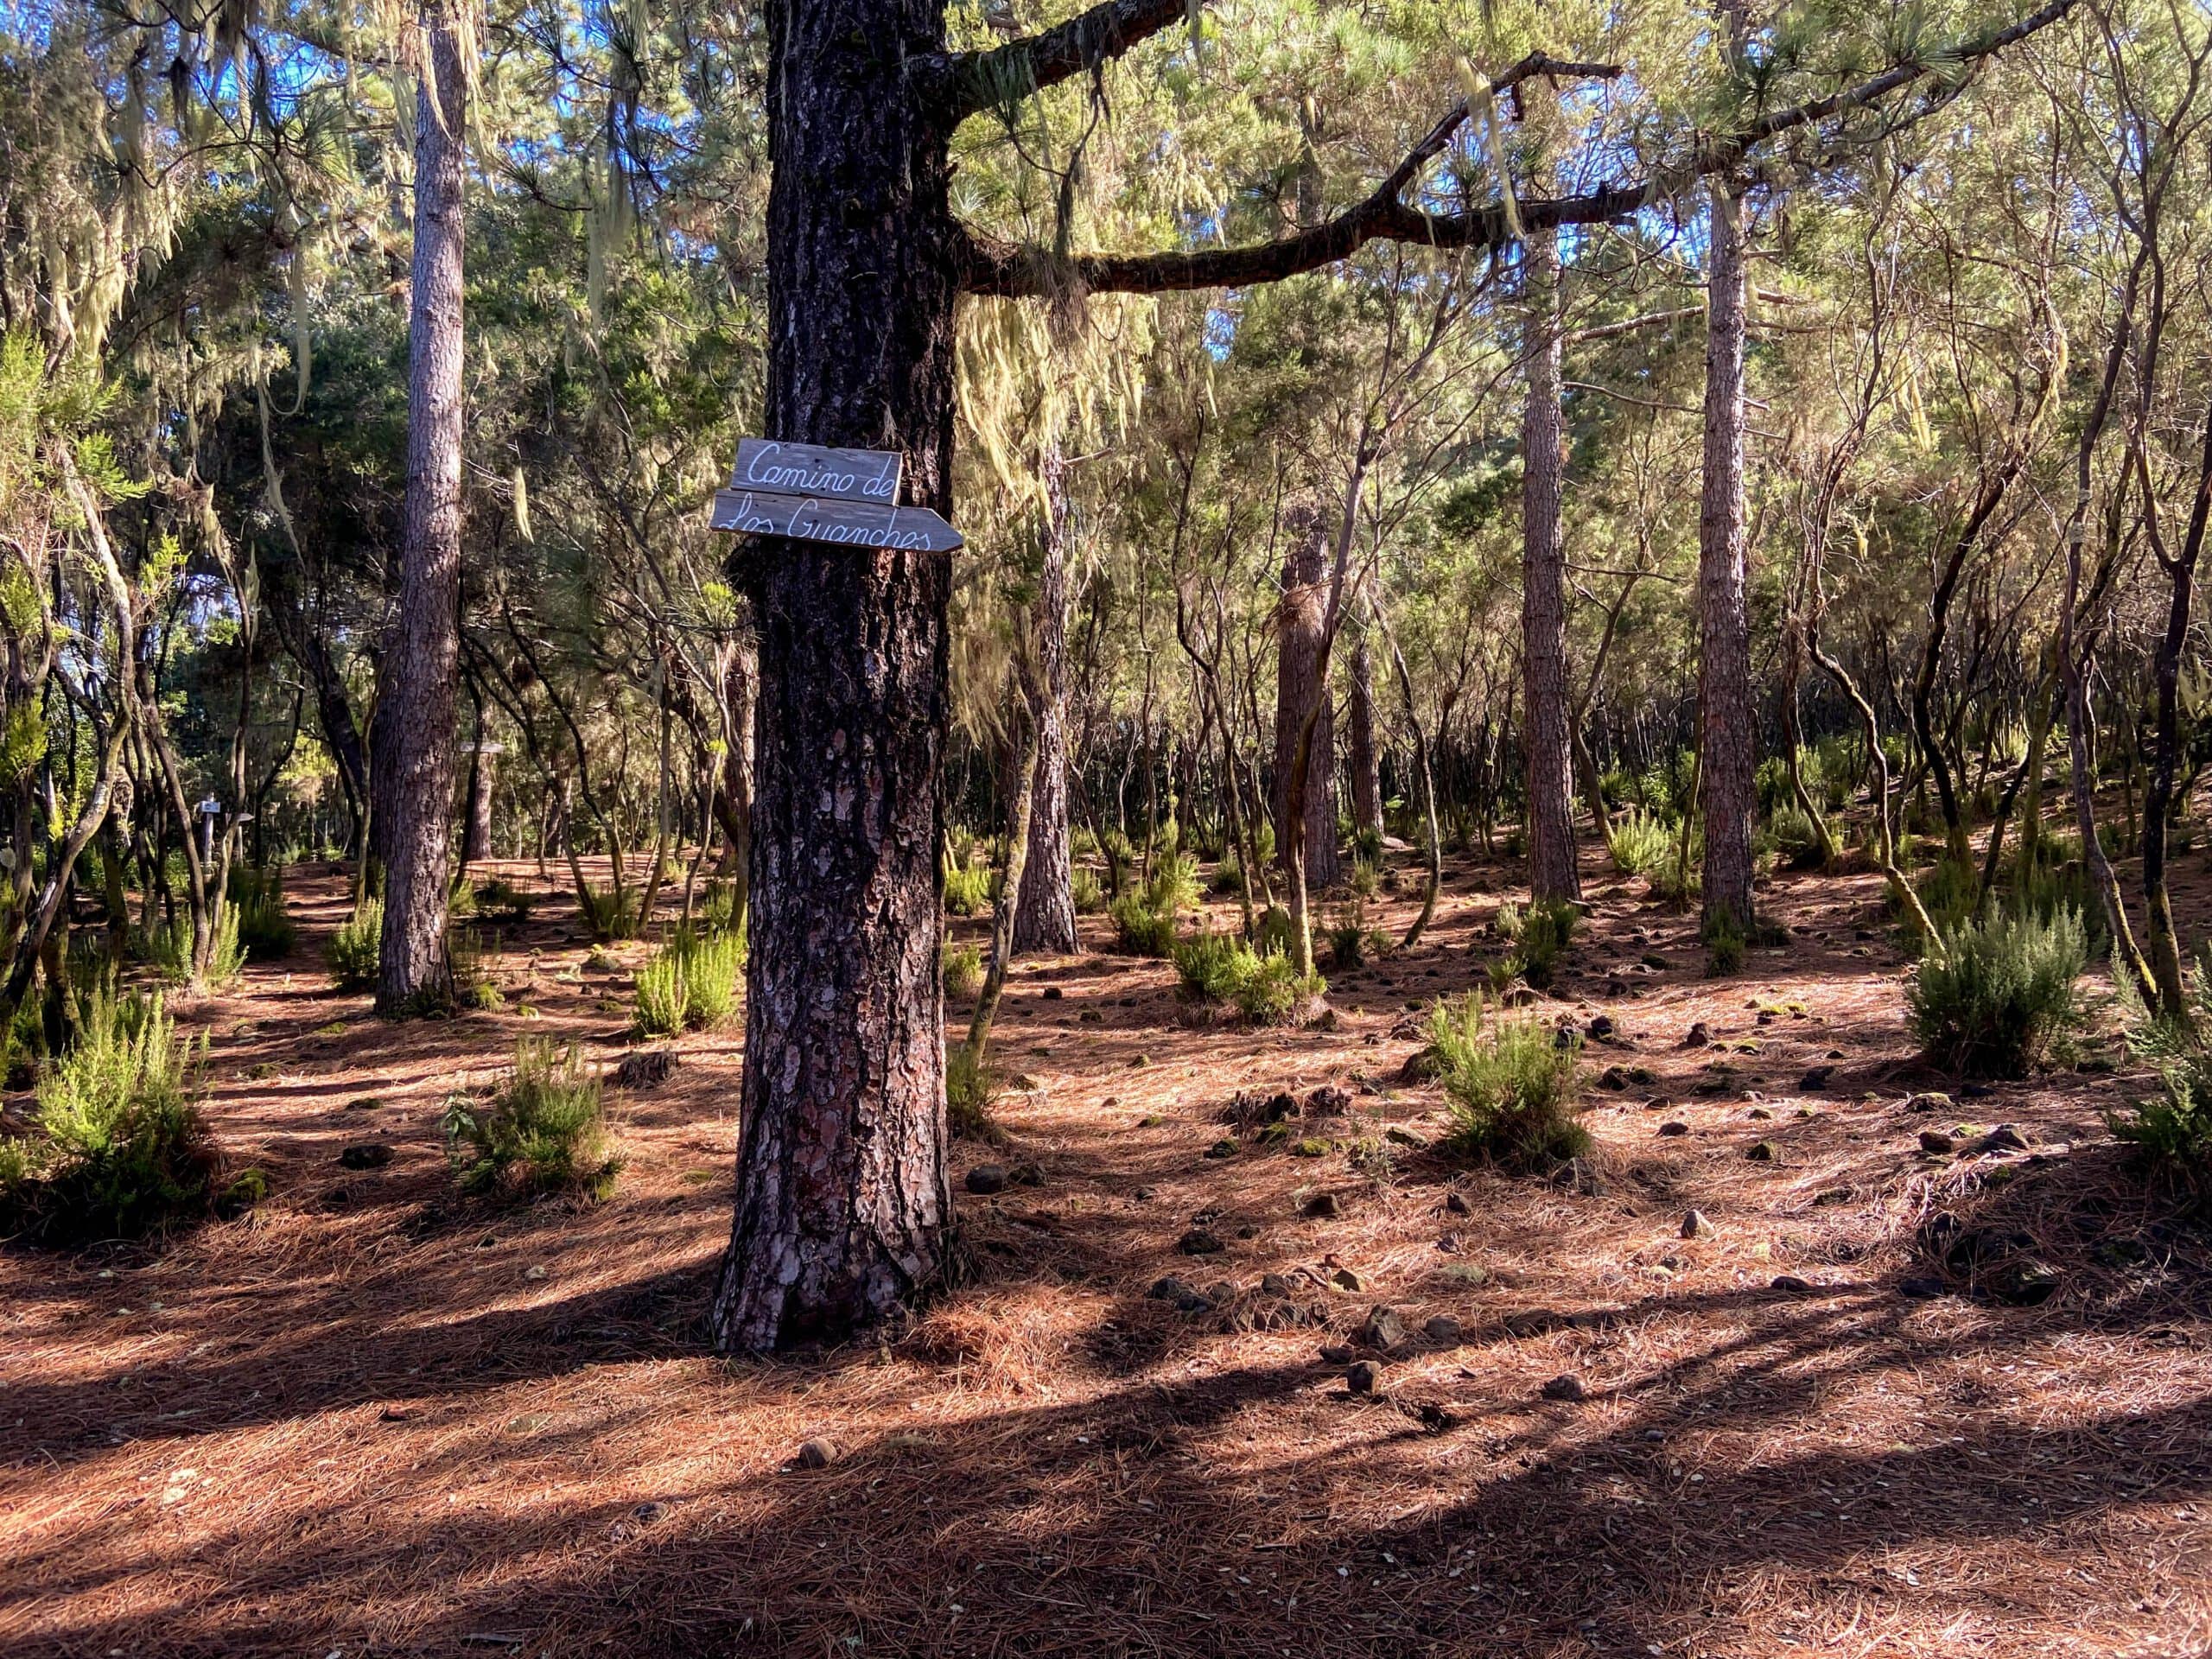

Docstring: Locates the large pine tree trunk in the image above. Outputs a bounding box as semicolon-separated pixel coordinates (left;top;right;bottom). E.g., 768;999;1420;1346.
374;0;467;1016
709;0;957;1354
1521;225;1581;904
1012;442;1079;956
1274;509;1340;891
1697;181;1757;938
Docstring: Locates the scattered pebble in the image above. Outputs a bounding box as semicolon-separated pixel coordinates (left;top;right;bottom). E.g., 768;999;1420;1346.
796;1439;837;1470
1680;1210;1713;1239
1541;1373;1587;1402
964;1165;1008;1195
1345;1359;1383;1395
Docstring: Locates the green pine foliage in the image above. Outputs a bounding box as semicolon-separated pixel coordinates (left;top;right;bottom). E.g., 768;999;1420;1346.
1429;993;1589;1169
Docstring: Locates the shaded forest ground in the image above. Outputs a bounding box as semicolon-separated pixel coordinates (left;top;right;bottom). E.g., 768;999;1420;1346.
3;842;2210;1657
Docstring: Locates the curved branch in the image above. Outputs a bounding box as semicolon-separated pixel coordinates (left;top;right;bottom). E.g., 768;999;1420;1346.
938;0;1191;120
960;0;2076;297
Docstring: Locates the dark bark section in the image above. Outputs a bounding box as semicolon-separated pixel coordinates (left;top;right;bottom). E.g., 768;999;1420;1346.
710;0;957;1355
262;558;370;853
1698;181;1755;936
374;1;467;1015
2141;401;2212;1018
1520;225;1580;903
1274;509;1340;891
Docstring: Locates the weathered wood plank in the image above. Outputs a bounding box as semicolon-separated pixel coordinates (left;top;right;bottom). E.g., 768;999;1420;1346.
729;439;901;505
710;488;963;552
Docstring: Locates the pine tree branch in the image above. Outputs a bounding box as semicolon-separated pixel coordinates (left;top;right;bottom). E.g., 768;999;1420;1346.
959;0;2077;297
936;0;1192;121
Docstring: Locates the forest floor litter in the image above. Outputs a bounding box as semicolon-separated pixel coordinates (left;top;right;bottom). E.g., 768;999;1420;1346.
3;849;2209;1657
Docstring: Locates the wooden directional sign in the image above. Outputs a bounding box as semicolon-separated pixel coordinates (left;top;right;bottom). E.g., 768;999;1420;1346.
710;486;963;552
731;438;901;505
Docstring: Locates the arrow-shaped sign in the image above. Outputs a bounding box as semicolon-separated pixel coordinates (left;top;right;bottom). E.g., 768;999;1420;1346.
710;486;963;552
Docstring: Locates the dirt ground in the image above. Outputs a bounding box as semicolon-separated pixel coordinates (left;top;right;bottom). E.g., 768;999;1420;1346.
3;845;2209;1658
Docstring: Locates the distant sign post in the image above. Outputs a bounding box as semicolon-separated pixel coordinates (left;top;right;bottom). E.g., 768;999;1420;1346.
710;439;961;552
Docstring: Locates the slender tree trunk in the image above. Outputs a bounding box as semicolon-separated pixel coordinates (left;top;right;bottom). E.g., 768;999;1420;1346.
1274;506;1340;892
711;0;957;1354
2142;403;2212;1020
1521;224;1580;904
1345;621;1383;847
374;0;467;1016
1012;441;1079;955
1697;180;1756;938
968;713;1039;1060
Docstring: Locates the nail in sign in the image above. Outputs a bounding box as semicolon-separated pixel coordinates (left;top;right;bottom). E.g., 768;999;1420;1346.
712;438;962;551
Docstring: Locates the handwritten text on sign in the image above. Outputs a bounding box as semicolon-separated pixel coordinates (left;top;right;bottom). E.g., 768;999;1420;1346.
709;488;963;552
732;439;901;505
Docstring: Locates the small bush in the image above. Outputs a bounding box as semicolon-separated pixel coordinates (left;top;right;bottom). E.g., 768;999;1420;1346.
633;928;744;1035
1325;898;1385;969
1173;930;1249;1002
943;941;985;1000
0;988;219;1243
234;869;297;960
1142;852;1201;915
1703;909;1746;976
1071;866;1106;914
1109;893;1178;957
1211;849;1246;896
634;951;690;1036
1348;857;1382;899
1254;905;1294;957
1899;853;1979;954
1491;896;1575;989
1909;907;2085;1077
443;1039;620;1200
1429;993;1588;1169
327;899;384;989
1767;803;1825;869
2110;950;2212;1173
945;1043;1003;1141
578;883;641;942
476;876;536;925
450;927;503;1011
943;861;994;917
1232;954;1325;1025
143;901;246;989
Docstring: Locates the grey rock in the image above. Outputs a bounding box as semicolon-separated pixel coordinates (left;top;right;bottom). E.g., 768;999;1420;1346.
338;1143;392;1170
1541;1373;1587;1402
1345;1359;1383;1395
965;1164;1008;1194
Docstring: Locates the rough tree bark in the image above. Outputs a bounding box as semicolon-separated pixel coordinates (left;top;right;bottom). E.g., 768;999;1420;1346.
1697;178;1756;939
1012;441;1080;955
1520;223;1581;903
709;0;959;1353
1274;506;1341;892
374;0;467;1016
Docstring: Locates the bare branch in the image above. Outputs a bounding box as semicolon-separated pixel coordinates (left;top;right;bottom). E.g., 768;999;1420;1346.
936;0;1190;121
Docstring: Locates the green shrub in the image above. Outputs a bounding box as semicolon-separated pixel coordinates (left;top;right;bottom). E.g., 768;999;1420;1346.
143;901;246;989
0;988;219;1242
945;1043;1003;1141
1211;848;1246;895
476;876;536;925
1254;905;1294;957
1141;852;1200;915
1899;853;1980;954
633;928;744;1035
943;940;985;1000
578;882;641;942
442;1039;620;1200
1352;825;1384;866
681;930;744;1029
1429;993;1588;1168
633;951;690;1037
1071;865;1106;914
1172;929;1251;1002
2110;950;2212;1172
1232;954;1325;1025
1606;808;1673;877
1909;907;2085;1077
327;898;383;989
1325;897;1384;969
1169;929;1323;1024
1703;909;1746;976
234;868;296;960
1109;893;1178;957
450;927;503;1011
1349;856;1382;899
942;862;989;917
448;879;479;920
1767;803;1825;869
1492;896;1575;989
